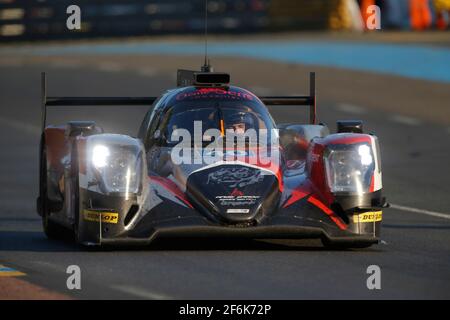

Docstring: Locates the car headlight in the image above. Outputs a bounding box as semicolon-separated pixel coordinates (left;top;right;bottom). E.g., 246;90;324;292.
324;143;374;195
92;145;110;168
87;135;144;195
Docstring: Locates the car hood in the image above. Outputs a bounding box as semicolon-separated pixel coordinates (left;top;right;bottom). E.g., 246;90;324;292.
185;162;281;223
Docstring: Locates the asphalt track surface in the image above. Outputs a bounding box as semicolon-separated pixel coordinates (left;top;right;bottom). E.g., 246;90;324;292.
1;41;450;299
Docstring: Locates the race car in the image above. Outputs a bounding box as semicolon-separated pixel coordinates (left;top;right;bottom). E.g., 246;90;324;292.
37;66;387;248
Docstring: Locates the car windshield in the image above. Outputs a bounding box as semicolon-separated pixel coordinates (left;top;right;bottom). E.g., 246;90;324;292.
162;101;276;147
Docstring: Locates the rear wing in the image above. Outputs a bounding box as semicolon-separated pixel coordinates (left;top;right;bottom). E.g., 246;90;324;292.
40;72;157;132
261;70;315;123
40;71;316;132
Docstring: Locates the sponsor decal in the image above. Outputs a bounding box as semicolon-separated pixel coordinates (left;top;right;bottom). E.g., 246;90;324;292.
226;208;250;214
230;188;244;197
176;88;254;101
353;211;382;223
215;195;260;207
83;209;119;224
207;167;264;188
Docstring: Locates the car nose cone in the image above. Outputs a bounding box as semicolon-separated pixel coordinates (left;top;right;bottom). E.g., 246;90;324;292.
186;164;280;223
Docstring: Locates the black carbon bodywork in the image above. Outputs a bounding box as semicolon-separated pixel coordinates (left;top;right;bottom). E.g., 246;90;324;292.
186;165;280;224
76;176;382;247
38;72;384;249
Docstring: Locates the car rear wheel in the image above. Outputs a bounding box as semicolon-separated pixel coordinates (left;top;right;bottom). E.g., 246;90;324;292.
71;144;82;244
40;142;68;239
42;210;67;240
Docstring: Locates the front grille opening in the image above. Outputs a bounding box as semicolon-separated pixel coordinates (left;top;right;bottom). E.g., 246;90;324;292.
124;204;139;226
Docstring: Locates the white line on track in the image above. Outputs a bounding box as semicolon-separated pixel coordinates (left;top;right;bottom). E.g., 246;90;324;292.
0;58;24;67
51;59;83;69
137;68;158;77
0;116;40;135
29;260;65;273
389;115;421;126
111;284;172;300
390;204;450;220
97;62;123;72
335;103;366;114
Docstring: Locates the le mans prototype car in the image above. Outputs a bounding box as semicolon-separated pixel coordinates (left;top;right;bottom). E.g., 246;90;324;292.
37;66;387;248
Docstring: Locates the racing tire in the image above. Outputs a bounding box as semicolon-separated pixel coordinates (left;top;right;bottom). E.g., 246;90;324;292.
40;141;68;240
71;144;82;244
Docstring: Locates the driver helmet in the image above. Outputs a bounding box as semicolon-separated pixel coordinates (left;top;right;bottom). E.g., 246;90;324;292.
226;112;257;134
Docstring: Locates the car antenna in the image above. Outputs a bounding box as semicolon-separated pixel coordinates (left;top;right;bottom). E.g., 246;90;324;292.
201;0;213;72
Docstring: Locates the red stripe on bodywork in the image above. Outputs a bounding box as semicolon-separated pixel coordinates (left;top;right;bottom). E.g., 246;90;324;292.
149;176;193;209
369;173;375;192
325;135;371;146
307;196;347;230
283;188;309;208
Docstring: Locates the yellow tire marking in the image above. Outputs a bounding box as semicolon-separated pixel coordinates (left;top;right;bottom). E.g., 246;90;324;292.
83;210;119;224
353;211;382;223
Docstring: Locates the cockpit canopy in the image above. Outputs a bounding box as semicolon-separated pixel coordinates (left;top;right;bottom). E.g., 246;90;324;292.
148;86;277;147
